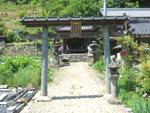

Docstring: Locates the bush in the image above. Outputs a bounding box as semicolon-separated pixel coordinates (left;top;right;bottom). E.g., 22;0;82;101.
0;22;6;35
117;36;150;113
5;29;15;43
0;56;31;84
94;56;105;74
118;89;150;113
0;56;54;88
17;9;27;17
8;66;41;88
118;66;138;91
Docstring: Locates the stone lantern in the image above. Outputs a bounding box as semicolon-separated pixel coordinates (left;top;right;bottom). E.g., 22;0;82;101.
53;40;61;66
108;55;121;98
87;40;99;65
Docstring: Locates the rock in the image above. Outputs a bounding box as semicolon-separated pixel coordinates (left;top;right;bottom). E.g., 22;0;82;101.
35;96;51;102
126;108;133;113
107;98;121;105
0;93;8;101
0;85;8;89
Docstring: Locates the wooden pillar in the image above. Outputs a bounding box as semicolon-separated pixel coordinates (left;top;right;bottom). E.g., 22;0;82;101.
103;25;111;94
41;27;48;96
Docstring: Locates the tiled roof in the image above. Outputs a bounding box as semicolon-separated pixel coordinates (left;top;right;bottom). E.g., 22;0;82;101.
129;18;150;35
19;16;128;27
20;16;127;21
100;8;150;17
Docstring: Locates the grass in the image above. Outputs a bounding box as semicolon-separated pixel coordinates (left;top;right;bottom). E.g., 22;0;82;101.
119;89;150;113
0;1;41;30
0;56;54;88
9;66;54;88
6;41;36;46
93;56;105;79
94;56;105;74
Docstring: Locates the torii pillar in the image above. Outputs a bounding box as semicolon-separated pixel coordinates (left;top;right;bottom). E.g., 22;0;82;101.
41;27;48;96
103;25;111;94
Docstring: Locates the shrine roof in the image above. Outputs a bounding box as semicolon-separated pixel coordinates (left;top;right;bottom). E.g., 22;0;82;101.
19;16;128;27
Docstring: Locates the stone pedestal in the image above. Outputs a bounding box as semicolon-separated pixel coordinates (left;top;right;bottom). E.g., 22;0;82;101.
88;54;93;66
110;74;119;98
108;55;120;98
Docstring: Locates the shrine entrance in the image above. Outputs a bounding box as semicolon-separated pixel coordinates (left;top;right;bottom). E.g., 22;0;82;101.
55;25;100;61
63;38;89;54
20;16;127;96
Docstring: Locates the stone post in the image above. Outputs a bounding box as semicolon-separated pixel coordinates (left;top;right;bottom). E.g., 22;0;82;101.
41;27;48;96
108;55;120;98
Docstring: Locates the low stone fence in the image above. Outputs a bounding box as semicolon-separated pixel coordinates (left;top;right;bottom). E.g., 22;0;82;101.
0;43;42;56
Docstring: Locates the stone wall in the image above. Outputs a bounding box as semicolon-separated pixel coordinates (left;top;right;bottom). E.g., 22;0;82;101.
0;43;42;56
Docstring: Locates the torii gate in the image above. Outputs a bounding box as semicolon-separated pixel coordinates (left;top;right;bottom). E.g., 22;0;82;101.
20;16;127;96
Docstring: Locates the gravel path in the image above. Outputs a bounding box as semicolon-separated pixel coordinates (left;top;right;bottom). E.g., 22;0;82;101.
21;62;130;113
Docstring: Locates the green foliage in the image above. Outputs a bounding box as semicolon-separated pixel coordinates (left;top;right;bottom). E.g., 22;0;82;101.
17;9;27;17
116;36;138;54
40;0;100;17
94;56;105;74
0;1;19;11
98;39;104;55
0;56;32;84
17;0;27;5
0;22;6;35
8;66;41;88
0;56;54;88
4;29;15;43
118;90;150;113
136;45;150;93
118;66;138;91
30;0;37;10
117;36;138;91
100;0;139;8
117;35;150;113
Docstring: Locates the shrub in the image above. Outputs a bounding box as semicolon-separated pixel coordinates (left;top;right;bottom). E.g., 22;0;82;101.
136;53;150;93
118;66;138;91
117;36;150;113
0;56;32;84
118;89;150;113
8;66;41;88
0;22;6;35
0;56;54;88
17;9;27;18
5;29;15;43
94;56;105;74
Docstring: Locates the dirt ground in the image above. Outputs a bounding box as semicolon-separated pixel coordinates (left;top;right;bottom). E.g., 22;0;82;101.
21;62;131;113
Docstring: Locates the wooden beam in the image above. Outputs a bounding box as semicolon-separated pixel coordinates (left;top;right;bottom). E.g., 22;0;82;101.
26;32;100;40
41;27;48;96
130;34;150;38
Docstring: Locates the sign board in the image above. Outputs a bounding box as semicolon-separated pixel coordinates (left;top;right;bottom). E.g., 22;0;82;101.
71;21;82;38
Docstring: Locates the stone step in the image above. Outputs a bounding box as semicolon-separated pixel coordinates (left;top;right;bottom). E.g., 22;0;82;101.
62;53;88;62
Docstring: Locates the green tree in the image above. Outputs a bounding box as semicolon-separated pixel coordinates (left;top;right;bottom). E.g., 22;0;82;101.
39;0;100;17
100;0;139;8
0;22;6;35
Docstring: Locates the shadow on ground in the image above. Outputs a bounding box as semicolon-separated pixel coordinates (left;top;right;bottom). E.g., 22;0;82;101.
51;94;103;100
